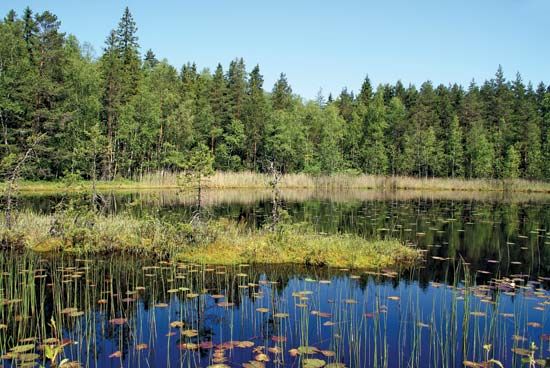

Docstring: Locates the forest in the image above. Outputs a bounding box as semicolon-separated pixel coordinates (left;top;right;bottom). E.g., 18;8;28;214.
1;7;549;182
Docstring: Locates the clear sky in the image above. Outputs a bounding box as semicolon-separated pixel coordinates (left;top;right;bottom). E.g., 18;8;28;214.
1;0;548;99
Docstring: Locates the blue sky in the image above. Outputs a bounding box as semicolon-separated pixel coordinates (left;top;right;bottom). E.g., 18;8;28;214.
1;0;548;99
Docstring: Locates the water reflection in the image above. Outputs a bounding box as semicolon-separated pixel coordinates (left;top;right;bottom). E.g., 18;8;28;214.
0;255;549;367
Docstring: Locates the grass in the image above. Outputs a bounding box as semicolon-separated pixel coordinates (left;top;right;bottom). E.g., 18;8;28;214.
0;212;421;269
3;171;550;193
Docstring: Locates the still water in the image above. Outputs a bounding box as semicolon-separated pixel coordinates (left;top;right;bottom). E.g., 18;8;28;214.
1;189;549;367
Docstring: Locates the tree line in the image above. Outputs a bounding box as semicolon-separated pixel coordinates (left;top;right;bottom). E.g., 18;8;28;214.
1;7;549;181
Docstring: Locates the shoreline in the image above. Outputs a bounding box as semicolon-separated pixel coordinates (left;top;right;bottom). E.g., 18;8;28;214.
3;172;550;194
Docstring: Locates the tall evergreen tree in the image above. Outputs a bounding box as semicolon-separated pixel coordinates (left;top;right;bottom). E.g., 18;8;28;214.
99;30;123;179
227;58;247;120
271;73;293;110
143;49;158;69
357;75;373;108
243;65;268;170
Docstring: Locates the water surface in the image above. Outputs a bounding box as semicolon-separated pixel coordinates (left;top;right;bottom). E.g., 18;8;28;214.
1;189;549;367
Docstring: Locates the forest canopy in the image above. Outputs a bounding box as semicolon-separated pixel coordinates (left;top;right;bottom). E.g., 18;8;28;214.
1;7;549;181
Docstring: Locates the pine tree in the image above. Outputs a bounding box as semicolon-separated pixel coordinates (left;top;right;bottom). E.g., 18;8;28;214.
209;63;229;159
227;58;247;120
99;30;123;179
30;10;67;178
243;65;268;170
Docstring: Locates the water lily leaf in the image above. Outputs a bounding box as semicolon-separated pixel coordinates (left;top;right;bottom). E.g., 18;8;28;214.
135;343;148;351
303;358;326;368
236;341;255;348
273;313;288;318
182;329;198;337
297;346;319;355
169;321;185;328
109;351;122;358
179;343;199;350
108;318;127;325
252;353;268;362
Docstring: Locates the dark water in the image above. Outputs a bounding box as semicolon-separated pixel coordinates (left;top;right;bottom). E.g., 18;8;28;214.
1;190;550;367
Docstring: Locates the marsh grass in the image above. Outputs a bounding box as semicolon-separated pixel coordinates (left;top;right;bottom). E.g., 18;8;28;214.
0;212;420;269
6;171;550;193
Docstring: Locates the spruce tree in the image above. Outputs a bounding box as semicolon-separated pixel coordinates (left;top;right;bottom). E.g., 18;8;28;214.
227;58;247;120
357;75;373;108
271;73;293;110
143;49;158;69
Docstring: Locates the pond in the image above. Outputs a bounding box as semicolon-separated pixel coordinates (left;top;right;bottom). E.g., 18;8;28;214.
1;189;550;367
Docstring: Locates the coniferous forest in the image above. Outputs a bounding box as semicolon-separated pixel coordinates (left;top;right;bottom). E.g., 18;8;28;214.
1;7;549;181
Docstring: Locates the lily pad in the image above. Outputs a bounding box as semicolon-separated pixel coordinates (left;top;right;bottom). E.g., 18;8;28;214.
303;359;326;368
297;346;319;355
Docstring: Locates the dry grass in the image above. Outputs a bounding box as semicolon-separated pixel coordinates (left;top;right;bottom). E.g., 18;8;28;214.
4;171;550;193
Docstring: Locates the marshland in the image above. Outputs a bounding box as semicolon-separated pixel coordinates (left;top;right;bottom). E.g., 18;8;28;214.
1;187;550;367
2;1;550;367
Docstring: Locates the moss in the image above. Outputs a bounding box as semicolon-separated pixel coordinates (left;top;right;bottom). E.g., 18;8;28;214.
174;226;420;269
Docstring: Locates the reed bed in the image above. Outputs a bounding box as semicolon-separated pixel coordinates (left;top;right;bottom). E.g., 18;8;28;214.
137;171;550;193
0;254;547;368
7;171;550;193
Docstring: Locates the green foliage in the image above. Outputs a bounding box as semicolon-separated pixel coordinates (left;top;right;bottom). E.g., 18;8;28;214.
466;121;494;178
446;115;464;178
361;89;388;175
503;145;520;179
0;8;548;182
177;144;214;190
